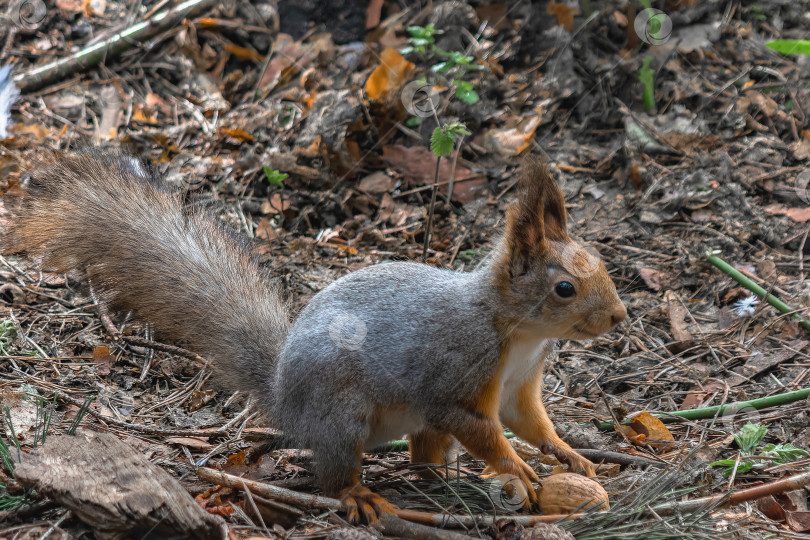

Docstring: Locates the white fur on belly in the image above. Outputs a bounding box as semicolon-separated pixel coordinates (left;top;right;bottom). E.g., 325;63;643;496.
499;333;549;424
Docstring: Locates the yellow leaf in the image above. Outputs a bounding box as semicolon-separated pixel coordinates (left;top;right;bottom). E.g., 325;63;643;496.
627;411;674;448
226;450;247;466
365;48;415;101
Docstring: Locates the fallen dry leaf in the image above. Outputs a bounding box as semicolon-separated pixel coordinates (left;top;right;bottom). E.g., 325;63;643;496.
621;411;675;449
476;115;542;157
639;268;662;291
255;217;277;241
381;145;486;204
665;290;693;342
166;437;213;451
261;194;291;215
365;48;414;101
92;346;113;377
764;204;810;223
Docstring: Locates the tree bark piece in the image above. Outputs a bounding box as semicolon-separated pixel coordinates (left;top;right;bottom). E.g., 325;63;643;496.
15;432;225;540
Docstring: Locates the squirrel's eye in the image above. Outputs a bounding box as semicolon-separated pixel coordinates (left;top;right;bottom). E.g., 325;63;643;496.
555;282;576;298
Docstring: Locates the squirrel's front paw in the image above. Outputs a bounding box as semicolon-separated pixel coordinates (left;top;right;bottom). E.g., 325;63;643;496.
339;484;395;525
546;445;595;477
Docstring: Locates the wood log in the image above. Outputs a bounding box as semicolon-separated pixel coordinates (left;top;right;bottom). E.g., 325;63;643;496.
14;431;225;540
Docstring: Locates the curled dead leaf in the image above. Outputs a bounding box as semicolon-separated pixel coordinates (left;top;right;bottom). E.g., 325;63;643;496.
365;48;414;101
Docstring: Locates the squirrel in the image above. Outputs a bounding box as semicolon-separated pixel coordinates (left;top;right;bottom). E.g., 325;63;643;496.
4;148;627;524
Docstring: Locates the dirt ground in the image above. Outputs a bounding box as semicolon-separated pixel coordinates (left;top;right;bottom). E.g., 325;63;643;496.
1;0;810;538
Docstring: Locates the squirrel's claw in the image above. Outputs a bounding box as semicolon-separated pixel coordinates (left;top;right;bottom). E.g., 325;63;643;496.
340;484;395;525
552;447;596;477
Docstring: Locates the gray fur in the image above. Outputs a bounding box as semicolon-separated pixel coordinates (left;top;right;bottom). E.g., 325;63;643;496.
274;262;505;491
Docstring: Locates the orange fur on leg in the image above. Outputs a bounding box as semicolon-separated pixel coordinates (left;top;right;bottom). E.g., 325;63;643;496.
449;413;539;508
507;363;596;476
410;429;454;465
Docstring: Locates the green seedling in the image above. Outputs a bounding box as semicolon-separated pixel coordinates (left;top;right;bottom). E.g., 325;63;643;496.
638;55;656;112
0;320;17;356
263;167;288;186
710;422;809;477
766;40;810;57
401;25;483;105
430;121;471;157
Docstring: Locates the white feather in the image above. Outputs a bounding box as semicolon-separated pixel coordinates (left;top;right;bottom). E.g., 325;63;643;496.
0;65;20;139
732;295;759;317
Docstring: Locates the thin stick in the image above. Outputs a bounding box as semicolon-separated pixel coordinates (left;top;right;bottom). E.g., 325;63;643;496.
651;469;810;515
422;155;442;263
14;0;219;92
706;253;810;331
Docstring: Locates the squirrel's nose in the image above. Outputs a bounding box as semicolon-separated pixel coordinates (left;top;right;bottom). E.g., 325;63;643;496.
610;303;627;327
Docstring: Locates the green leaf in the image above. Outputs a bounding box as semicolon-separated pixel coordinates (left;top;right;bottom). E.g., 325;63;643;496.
762;443;810;463
405;116;421;128
430;127;455;157
709;459;754;477
766;40;810;57
398;46;414;55
431;61;450;72
734;422;768;455
454;81;479;104
445;121;471;138
263;167;288;186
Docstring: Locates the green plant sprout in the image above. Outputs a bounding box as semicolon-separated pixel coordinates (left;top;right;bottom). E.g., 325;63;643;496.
263;167;288;186
422;121;471;263
638;55;656;112
401;25;483;105
430;121;471;158
0;320;18;356
709;422;809;477
766;40;810;57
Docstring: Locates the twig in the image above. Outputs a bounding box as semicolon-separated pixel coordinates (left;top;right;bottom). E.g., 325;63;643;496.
13;0;219;92
574;448;666;469
799;228;808;285
117;335;208;365
422;155;442;263
651;470;810;515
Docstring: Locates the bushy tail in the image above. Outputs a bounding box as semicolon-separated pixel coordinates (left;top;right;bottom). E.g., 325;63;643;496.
4;149;289;405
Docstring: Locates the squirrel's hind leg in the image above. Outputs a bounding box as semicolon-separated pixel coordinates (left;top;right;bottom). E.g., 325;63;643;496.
320;442;395;524
339;480;395;525
409;429;456;479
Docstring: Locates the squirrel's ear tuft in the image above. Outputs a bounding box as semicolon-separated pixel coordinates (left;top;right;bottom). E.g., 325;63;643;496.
521;157;568;243
499;157;570;279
